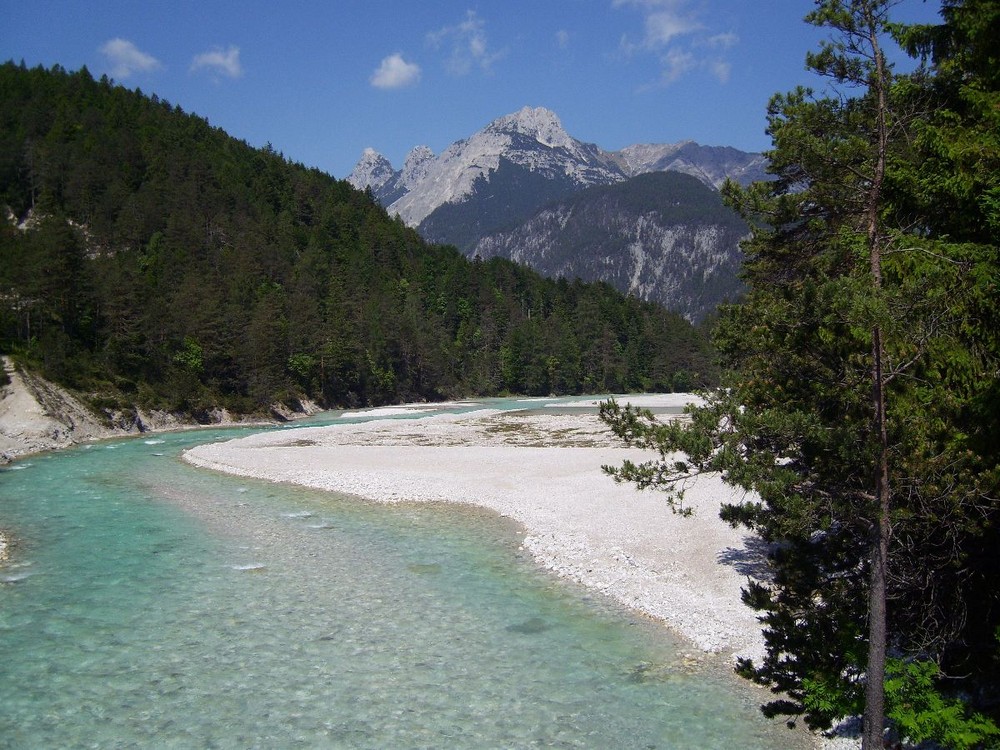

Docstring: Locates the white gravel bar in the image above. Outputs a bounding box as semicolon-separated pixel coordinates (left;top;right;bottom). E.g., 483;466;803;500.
183;394;768;664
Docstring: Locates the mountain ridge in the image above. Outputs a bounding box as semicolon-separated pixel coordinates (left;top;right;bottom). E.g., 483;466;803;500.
348;105;767;234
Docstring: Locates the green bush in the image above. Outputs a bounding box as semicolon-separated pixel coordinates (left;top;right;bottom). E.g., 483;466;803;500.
885;659;1000;750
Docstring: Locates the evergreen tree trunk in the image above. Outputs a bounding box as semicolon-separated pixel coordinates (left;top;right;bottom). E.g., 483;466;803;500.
862;8;890;747
865;325;890;750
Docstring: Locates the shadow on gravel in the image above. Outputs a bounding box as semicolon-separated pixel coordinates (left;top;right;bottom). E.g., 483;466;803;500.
716;537;774;581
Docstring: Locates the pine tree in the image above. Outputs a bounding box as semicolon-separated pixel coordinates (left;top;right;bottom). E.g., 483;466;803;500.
601;1;1000;746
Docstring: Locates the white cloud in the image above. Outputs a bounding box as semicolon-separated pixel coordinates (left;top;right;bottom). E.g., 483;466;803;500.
659;48;696;83
614;0;736;87
703;31;738;50
614;0;701;50
427;10;505;75
556;29;571;50
99;38;162;78
370;53;421;89
710;59;732;83
644;8;702;46
191;46;244;79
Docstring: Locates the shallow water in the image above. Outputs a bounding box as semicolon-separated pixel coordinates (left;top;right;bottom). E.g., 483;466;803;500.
0;399;809;748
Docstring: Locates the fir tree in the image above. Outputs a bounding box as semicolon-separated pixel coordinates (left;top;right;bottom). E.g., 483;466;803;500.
601;1;1000;747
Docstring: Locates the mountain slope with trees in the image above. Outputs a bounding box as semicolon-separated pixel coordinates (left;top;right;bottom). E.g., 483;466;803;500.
473;171;748;323
348;109;765;322
0;62;716;422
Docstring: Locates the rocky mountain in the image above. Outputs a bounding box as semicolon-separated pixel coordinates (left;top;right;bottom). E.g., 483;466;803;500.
348;106;762;321
473;171;748;323
350;148;400;202
349;107;623;239
347;106;766;253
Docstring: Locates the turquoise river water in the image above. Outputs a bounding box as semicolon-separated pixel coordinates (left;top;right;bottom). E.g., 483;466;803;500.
0;398;810;749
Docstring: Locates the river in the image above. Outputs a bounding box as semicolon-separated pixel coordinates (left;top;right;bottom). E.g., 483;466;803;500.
0;398;810;748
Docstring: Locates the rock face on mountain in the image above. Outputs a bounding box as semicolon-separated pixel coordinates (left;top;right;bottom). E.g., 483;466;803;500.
349;148;402;204
348;106;761;320
474;172;747;323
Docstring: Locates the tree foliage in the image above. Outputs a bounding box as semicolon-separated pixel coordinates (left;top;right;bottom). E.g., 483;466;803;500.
0;62;717;417
601;1;1000;746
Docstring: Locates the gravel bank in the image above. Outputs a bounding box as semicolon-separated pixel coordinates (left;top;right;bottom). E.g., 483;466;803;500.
183;395;771;664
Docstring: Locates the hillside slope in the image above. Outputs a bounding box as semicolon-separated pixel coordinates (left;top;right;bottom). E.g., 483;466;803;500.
0;63;719;413
474;172;747;322
0;355;120;462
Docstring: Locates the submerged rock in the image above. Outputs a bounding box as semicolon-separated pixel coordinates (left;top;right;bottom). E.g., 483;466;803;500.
505;616;550;634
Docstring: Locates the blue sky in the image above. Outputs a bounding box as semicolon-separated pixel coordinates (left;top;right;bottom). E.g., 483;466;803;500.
3;1;941;178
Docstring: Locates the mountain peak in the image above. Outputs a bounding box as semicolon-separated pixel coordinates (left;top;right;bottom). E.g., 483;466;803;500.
488;106;571;149
347;148;395;191
401;145;435;187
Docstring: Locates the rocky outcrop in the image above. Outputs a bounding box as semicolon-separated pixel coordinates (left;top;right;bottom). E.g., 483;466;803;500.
269;398;324;422
0;356;121;463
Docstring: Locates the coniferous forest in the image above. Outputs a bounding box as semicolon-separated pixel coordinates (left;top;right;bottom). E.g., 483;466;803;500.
0;62;716;417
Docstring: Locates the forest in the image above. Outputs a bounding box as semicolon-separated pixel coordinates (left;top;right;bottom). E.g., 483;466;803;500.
0;61;716;419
